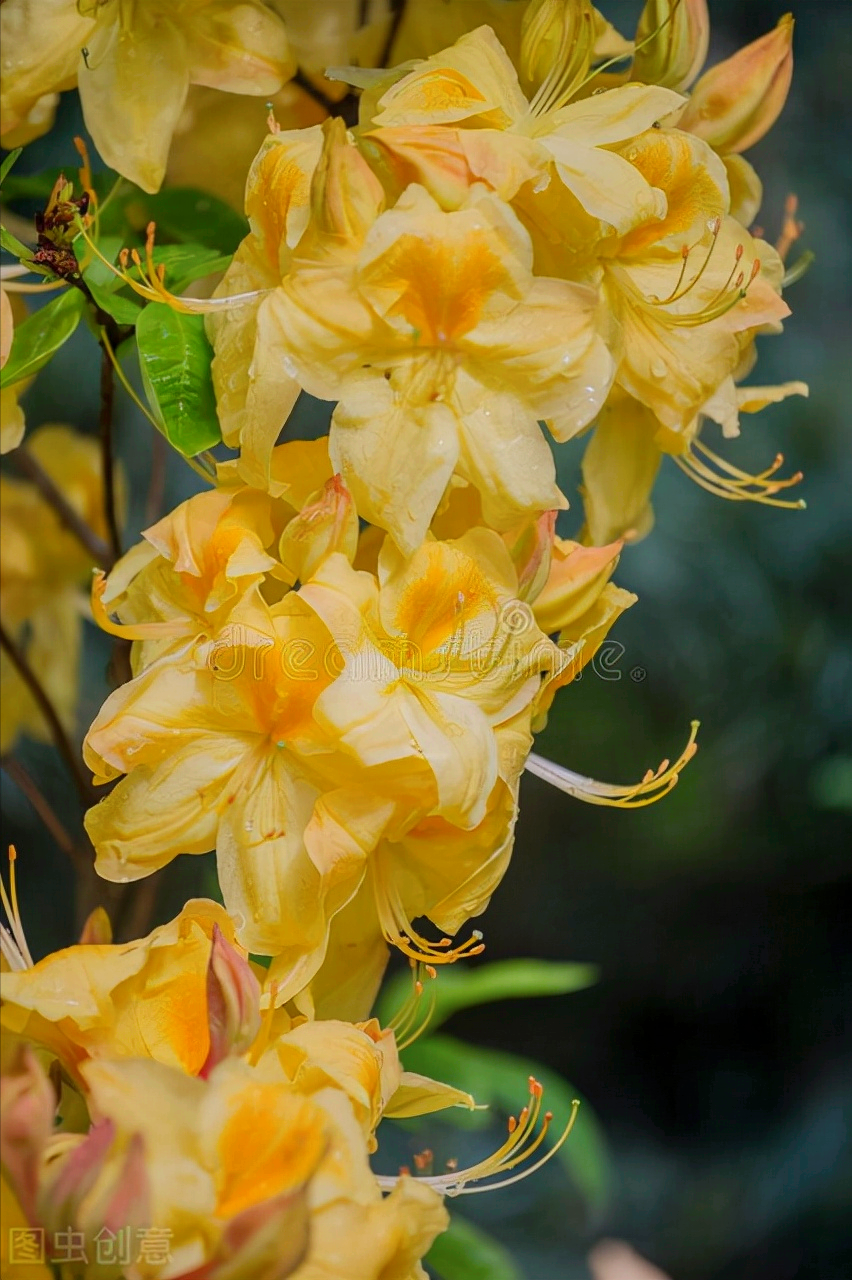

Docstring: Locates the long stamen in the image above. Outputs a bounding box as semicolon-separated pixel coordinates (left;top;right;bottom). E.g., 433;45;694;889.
676;442;806;509
90;571;193;641
374;867;486;964
377;1079;580;1196
649;219;722;307
0;847;34;970
74;219;267;315
525;721;699;807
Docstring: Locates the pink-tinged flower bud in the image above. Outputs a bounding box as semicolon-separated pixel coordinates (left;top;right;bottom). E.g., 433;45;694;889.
504;511;557;603
185;1187;310;1280
631;0;709;92
309;118;385;246
278;475;359;586
39;1122;150;1245
201;925;262;1076
0;1047;55;1221
78;905;112;945
679;15;794;154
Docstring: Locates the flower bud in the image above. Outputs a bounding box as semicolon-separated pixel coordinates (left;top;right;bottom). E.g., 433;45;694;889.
678;15;794;154
78;905;112;945
504;511;557;603
309;118;385;247
520;0;595;103
278;475;359;586
0;1047;55;1221
532;537;625;635
201;925;262;1076
631;0;709;92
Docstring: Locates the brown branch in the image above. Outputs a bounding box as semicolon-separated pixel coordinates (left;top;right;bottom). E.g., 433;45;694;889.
0;620;95;807
1;755;88;872
144;427;167;527
9;446;111;569
99;344;123;564
380;0;407;68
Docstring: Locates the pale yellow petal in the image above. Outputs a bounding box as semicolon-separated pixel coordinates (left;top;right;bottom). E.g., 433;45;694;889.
77;10;190;193
184;0;295;95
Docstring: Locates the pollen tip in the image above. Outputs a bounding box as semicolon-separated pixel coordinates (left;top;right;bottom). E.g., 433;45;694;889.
544;1111;553;1122
414;980;423;995
472;930;483;941
425;965;437;980
508;1116;517;1132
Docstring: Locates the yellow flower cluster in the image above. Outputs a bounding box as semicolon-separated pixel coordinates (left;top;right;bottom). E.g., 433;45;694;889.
0;0;809;1273
1;895;461;1279
84;437;633;987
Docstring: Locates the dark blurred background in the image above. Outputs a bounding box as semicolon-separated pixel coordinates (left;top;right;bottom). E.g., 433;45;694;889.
2;2;850;1277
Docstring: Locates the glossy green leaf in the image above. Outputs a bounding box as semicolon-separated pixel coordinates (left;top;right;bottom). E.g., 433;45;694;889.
128;188;248;253
1;288;85;389
0;148;23;186
80;236;143;324
400;1034;612;1216
427;1214;523;1280
0;224;34;262
147;244;232;295
377;958;598;1034
135;302;222;456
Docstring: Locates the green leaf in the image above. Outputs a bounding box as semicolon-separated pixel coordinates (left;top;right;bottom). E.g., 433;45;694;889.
427;1214;523;1280
377;958;598;1034
135;302;222;456
400;1035;612;1216
1;288;85;389
147;244;233;294
0;224;35;262
0;148;23;186
127;188;248;253
86;278;143;326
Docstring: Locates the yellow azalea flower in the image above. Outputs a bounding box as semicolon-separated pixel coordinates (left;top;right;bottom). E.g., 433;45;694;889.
214;120;612;549
362;24;684;230
0;899;247;1082
82;598;385;976
0;0;295;193
299;534;565;829
0;425;114;752
95;438;358;675
588;130;792;439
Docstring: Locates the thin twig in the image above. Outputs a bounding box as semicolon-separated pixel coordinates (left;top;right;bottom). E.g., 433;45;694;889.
0;620;95;807
1;755;87;872
99;343;123;564
9;446;111;568
380;0;407;68
145;428;167;527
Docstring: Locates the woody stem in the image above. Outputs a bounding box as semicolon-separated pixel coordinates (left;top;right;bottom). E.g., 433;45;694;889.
0;620;95;808
9;445;111;568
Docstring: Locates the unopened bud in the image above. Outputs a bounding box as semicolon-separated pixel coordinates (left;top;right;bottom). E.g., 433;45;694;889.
0;1047;55;1221
278;474;359;585
505;511;557;603
78;905;112;945
310;118;385;245
631;0;709;92
679;14;794;154
202;925;262;1076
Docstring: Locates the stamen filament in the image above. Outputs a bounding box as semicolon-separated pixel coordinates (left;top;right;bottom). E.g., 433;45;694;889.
675;442;806;509
525;722;699;807
0;847;34;970
376;1079;580;1197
